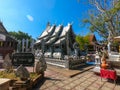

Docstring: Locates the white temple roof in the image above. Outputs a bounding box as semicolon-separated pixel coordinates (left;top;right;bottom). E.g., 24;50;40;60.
35;40;41;44
59;24;70;37
39;26;50;38
46;37;55;44
51;25;62;37
45;25;62;44
35;23;74;45
35;37;47;44
39;25;55;39
54;37;65;45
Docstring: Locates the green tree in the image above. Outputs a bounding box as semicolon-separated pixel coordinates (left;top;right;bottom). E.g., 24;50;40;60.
75;34;90;50
82;0;120;40
9;31;35;48
9;31;33;41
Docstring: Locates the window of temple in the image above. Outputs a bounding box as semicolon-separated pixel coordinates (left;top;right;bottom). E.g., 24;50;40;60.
2;42;5;47
0;42;1;47
88;45;94;52
13;42;15;47
9;42;11;47
55;46;59;49
7;42;9;47
4;42;7;47
11;42;13;47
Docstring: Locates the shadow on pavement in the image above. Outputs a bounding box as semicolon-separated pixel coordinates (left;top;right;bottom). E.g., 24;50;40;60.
32;77;61;89
71;64;94;70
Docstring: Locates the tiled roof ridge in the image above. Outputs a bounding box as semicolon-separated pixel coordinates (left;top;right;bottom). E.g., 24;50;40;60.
35;22;74;45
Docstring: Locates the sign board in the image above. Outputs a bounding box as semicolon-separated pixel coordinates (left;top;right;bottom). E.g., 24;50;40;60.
0;34;6;41
12;53;35;66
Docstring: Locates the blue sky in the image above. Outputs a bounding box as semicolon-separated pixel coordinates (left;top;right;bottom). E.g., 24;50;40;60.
0;0;99;40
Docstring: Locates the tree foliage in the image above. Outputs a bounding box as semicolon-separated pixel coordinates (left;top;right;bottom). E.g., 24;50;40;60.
9;31;35;51
75;34;90;50
9;31;33;41
83;0;120;40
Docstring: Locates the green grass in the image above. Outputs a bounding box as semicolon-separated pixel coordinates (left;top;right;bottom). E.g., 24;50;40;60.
0;71;39;80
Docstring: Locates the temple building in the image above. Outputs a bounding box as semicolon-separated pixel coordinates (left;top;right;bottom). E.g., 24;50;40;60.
87;34;100;52
0;22;17;59
35;22;100;59
35;22;76;59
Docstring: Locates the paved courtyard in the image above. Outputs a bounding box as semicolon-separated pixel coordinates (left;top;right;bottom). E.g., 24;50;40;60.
33;65;120;90
0;59;120;90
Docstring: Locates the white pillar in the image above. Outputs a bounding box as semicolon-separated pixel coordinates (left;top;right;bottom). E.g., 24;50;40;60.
22;39;25;52
17;40;21;52
31;39;35;53
26;39;28;52
41;39;45;54
107;42;111;53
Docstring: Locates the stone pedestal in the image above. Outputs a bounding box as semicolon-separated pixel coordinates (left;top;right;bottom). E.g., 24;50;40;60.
0;78;11;90
93;66;100;73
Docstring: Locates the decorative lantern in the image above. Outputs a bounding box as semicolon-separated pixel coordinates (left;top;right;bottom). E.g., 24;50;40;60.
95;51;100;64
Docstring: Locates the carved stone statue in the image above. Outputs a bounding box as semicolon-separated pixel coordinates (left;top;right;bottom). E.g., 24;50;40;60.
73;42;79;57
95;51;100;66
35;53;47;74
3;53;12;72
107;30;113;53
15;65;30;80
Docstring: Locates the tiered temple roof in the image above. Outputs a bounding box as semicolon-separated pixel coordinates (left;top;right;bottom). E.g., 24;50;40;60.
54;24;71;45
46;25;63;45
35;23;75;46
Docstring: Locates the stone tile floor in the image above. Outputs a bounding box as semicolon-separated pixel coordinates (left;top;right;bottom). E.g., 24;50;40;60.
33;68;120;90
0;60;120;90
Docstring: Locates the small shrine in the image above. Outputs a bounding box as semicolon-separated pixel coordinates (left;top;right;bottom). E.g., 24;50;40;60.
87;34;100;52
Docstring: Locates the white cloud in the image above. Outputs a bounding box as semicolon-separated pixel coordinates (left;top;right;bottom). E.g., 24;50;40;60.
26;15;34;21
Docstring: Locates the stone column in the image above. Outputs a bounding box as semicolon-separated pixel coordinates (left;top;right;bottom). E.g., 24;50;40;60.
65;59;70;69
17;40;21;52
26;39;28;52
66;32;70;56
50;46;52;57
107;31;112;54
107;42;111;53
41;39;45;54
31;39;35;53
22;39;25;52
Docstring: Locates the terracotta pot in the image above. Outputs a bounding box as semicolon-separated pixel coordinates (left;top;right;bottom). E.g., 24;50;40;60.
101;61;107;69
